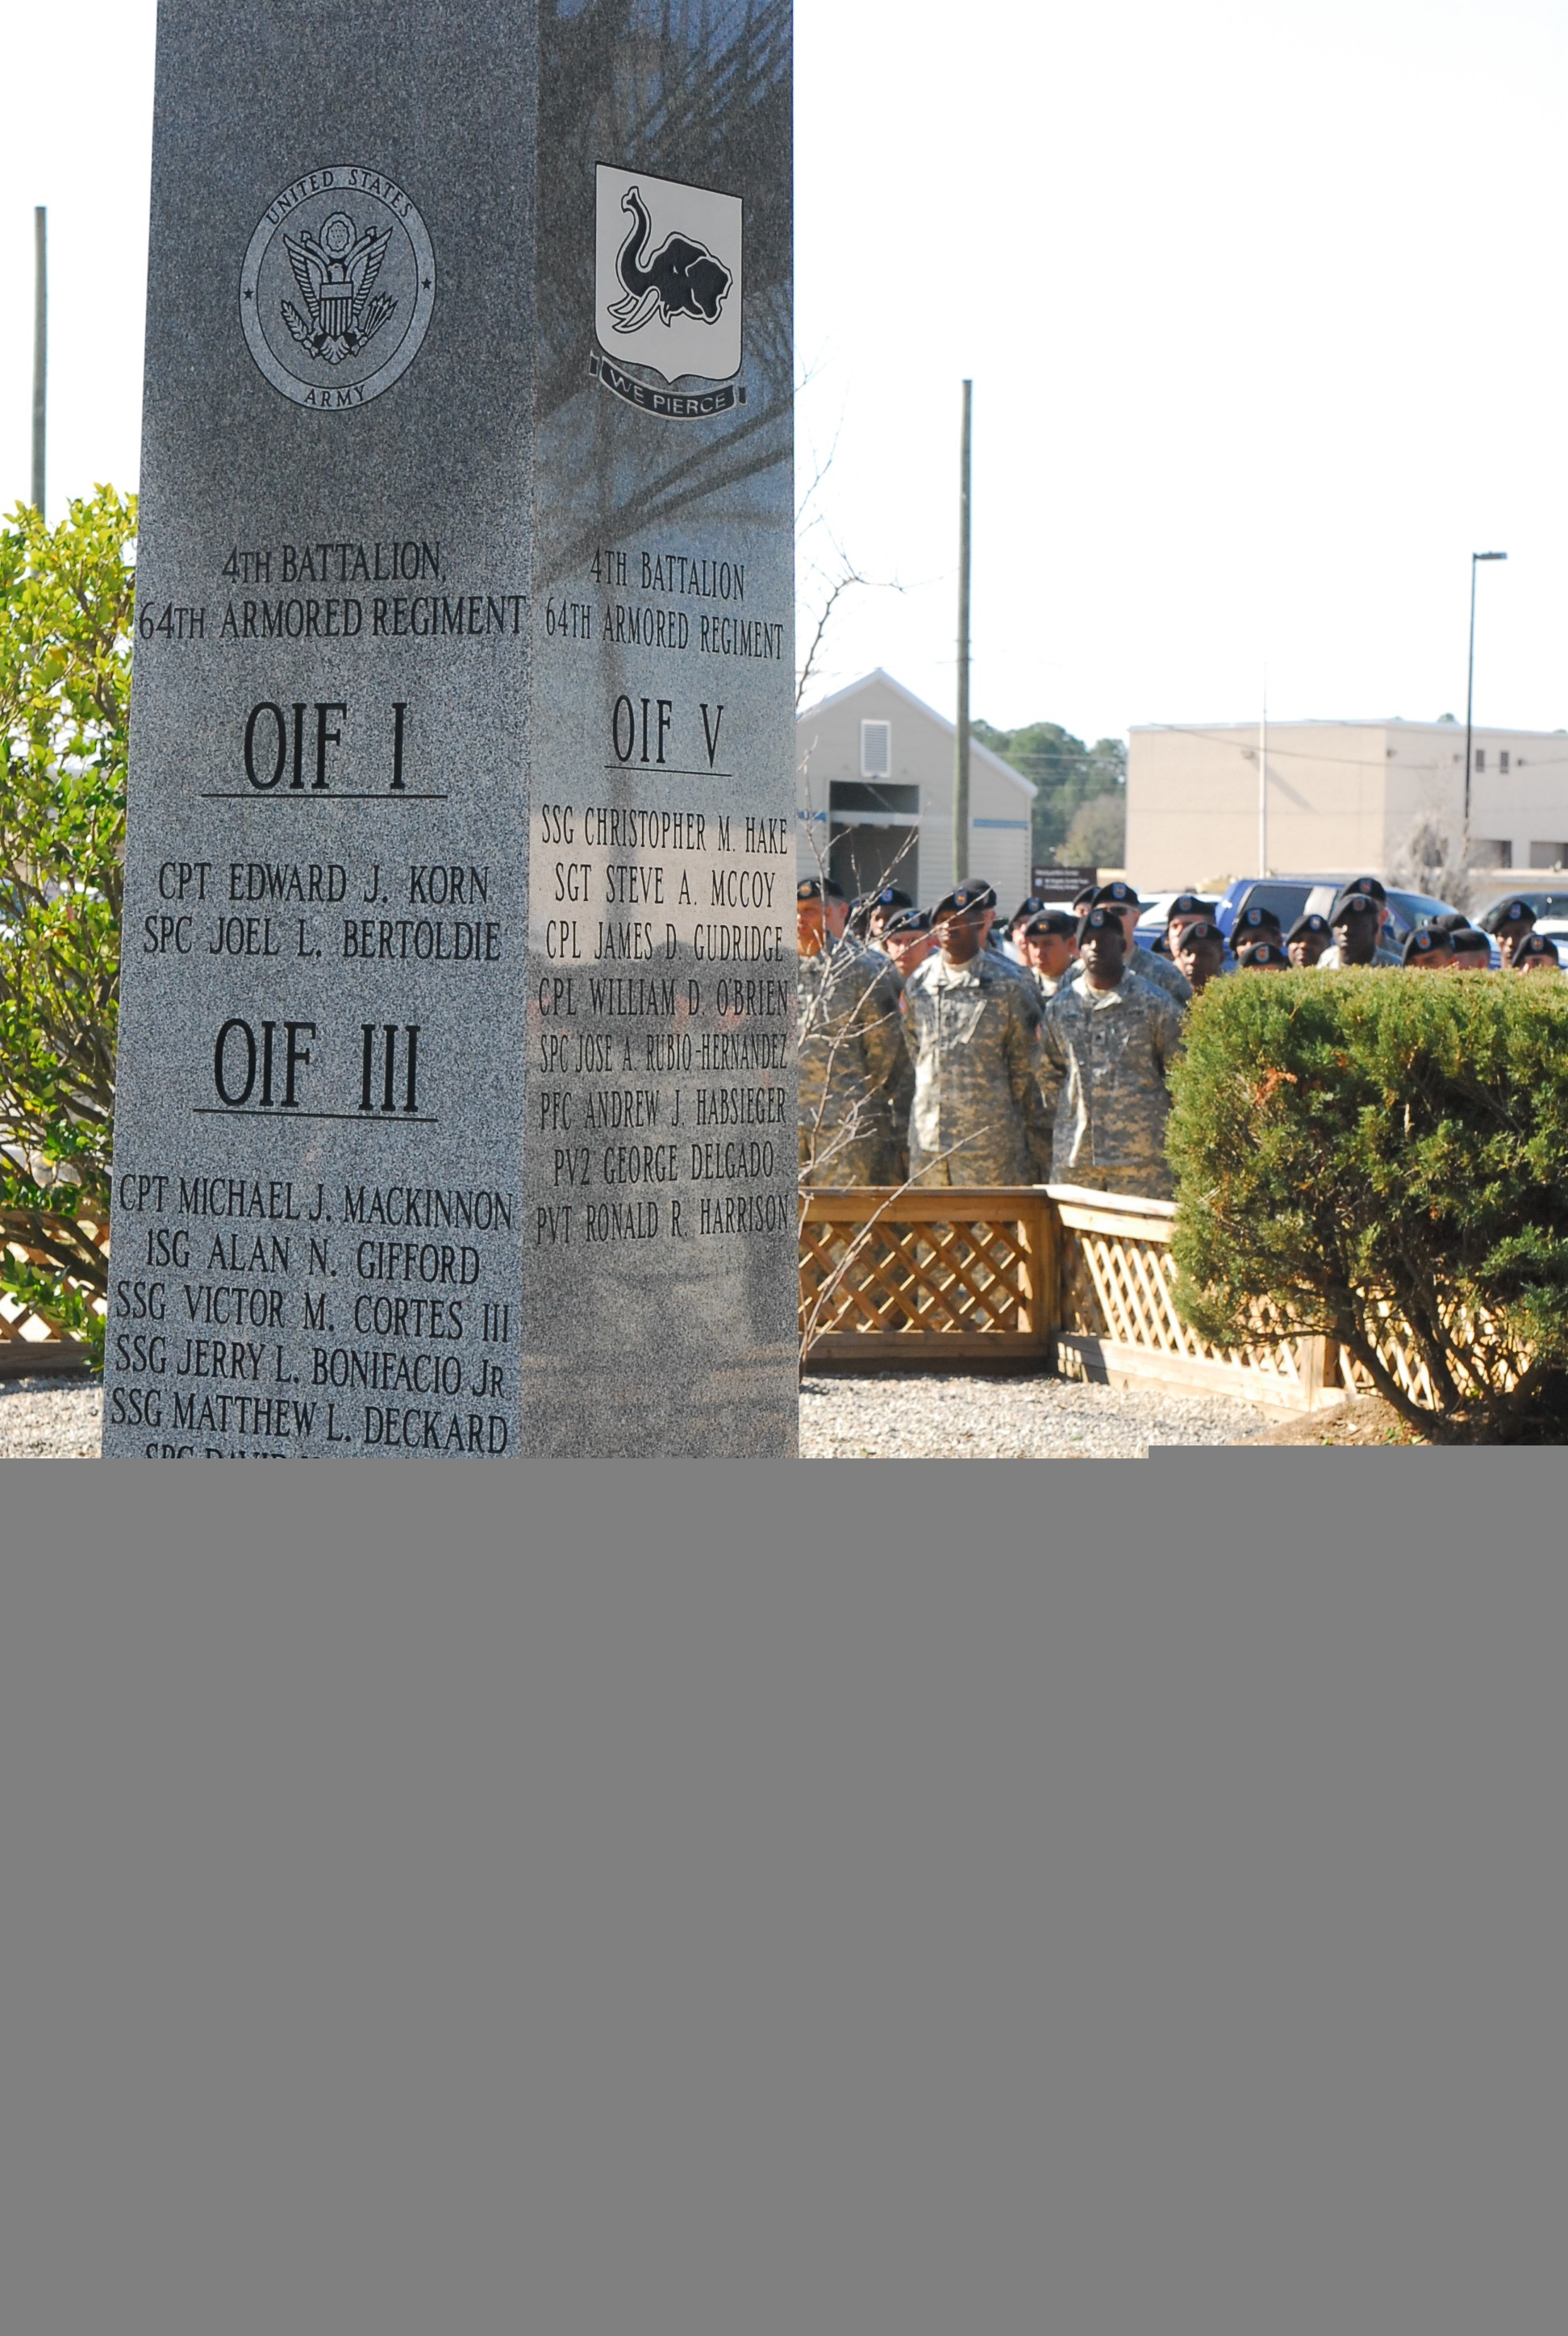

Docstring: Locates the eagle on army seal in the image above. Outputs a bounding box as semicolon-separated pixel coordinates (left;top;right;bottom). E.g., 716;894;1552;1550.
281;211;397;365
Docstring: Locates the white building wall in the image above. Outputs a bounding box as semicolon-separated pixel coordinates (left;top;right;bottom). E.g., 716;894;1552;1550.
1126;719;1568;887
797;671;1035;910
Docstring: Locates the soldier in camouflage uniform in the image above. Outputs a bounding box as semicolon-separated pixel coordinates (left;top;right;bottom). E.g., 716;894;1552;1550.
1061;880;1193;1007
1036;905;1186;1199
903;883;1052;1186
796;876;914;1186
1017;907;1080;1004
1320;891;1401;968
1316;876;1402;967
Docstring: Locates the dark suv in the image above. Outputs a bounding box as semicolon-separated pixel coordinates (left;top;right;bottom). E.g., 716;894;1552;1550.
1216;878;1463;951
1473;887;1568;934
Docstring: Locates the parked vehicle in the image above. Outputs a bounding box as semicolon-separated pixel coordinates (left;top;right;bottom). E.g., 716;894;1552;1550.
1199;877;1465;951
1473;886;1568;933
1136;874;1485;965
1130;891;1182;946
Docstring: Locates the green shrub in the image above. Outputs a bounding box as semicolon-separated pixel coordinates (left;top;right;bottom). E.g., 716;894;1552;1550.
0;489;135;1365
1166;970;1568;1441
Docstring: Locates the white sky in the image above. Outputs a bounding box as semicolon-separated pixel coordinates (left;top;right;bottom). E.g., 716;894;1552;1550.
3;0;1564;745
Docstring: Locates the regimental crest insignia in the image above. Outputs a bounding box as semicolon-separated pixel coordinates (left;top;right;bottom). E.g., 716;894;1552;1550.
590;164;744;421
241;165;436;411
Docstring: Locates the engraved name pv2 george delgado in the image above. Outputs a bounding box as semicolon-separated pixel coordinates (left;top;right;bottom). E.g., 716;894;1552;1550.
241;165;436;411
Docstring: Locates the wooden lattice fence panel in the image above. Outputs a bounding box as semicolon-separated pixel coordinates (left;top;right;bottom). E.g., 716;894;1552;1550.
0;1212;111;1374
799;1183;1533;1420
800;1189;1055;1363
1336;1296;1527;1412
1045;1185;1345;1412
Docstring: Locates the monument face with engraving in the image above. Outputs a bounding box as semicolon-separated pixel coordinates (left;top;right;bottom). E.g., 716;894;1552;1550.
103;0;796;1456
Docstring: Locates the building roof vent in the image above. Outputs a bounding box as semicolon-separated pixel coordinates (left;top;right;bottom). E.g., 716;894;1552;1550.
861;720;892;780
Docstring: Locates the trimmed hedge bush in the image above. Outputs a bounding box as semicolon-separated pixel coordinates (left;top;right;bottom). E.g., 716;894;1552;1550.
1166;970;1568;1441
0;489;135;1366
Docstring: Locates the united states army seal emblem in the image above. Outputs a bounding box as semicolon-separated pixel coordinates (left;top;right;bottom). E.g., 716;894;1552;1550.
240;165;436;411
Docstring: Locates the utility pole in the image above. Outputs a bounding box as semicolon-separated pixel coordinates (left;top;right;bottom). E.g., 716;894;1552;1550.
31;206;48;515
953;379;971;886
1257;668;1269;875
1464;550;1507;836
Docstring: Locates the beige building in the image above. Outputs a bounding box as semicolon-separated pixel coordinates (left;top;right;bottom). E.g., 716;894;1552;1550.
797;670;1036;911
1127;719;1568;889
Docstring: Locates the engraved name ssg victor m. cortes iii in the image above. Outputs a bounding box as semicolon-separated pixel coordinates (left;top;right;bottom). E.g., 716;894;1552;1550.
589;162;745;419
240;165;436;411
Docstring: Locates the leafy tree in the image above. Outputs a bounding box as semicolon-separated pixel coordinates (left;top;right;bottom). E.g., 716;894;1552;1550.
1061;790;1126;869
1168;969;1568;1441
0;487;135;1360
973;717;1125;869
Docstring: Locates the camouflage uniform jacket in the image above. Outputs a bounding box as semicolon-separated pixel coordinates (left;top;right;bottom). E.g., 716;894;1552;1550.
1025;966;1071;1008
990;948;1047;1026
1036;970;1185;1191
1064;942;1192;1006
903;949;1052;1184
797;936;914;1183
1315;942;1402;968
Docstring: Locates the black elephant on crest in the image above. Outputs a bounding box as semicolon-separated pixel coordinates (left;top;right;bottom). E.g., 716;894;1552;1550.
607;186;732;335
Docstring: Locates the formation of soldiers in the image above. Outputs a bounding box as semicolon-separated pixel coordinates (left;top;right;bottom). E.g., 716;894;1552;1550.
797;871;1559;1200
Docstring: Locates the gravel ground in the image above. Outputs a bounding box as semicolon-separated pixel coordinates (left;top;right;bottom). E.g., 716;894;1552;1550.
0;1375;105;1458
801;1372;1270;1458
0;1371;1270;1460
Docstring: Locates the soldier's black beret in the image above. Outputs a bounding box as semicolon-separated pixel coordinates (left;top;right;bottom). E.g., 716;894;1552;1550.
1428;911;1470;932
1403;928;1451;962
1166;893;1215;920
1091;880;1141;908
1341;874;1387;903
1286;911;1331;941
1077;904;1125;939
1235;903;1282;934
1020;908;1078;940
882;907;929;937
1177;920;1225;948
1236;940;1290;968
873;886;913;912
932;882;996;919
1512;932;1560;964
796;876;844;902
1449;927;1491;953
1498;899;1537;927
1331;891;1381;923
1071;884;1099;912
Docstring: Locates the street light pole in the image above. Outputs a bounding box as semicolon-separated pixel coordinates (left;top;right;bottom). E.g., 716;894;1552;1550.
1464;550;1507;834
31;206;47;515
953;379;971;887
1257;666;1269;876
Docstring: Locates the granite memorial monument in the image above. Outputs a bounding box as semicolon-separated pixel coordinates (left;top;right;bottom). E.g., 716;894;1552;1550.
103;0;797;1455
